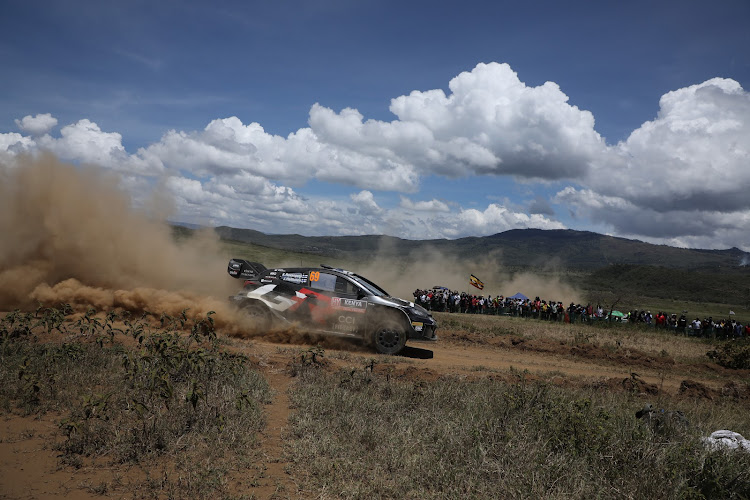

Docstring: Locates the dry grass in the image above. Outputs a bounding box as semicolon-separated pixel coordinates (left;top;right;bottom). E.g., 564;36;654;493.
435;312;715;362
286;360;750;499
0;307;272;498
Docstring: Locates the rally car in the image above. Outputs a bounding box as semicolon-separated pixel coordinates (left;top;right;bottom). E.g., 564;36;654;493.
227;259;437;354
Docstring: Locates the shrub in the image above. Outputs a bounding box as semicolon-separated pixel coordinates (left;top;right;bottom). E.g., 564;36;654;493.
706;341;750;369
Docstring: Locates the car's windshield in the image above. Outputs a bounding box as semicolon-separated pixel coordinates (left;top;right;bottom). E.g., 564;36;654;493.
351;274;389;297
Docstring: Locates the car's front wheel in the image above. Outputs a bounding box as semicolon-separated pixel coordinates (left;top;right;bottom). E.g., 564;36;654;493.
372;320;407;355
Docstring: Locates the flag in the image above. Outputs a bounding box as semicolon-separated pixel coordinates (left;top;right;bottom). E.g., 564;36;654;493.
729;310;736;315
469;274;484;290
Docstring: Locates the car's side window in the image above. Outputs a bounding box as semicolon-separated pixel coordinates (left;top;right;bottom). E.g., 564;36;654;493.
309;271;337;292
335;277;358;296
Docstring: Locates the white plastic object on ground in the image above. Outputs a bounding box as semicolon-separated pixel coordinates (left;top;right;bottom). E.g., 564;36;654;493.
702;430;750;452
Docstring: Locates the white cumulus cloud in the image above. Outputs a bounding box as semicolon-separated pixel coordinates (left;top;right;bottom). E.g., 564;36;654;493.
443;204;565;238
587;78;750;213
558;77;750;249
554;187;750;250
0;132;34;154
399;196;451;213
390;62;606;179
350;190;382;215
15;113;58;135
35;119;158;175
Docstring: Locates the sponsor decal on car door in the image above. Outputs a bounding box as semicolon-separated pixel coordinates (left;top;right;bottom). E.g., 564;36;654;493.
330;296;367;335
307;272;367;335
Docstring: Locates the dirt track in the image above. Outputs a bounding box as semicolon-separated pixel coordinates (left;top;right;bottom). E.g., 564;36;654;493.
242;324;738;395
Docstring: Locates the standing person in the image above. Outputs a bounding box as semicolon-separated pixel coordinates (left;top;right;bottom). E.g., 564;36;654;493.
691;317;702;336
567;303;576;324
654;311;666;328
677;314;687;335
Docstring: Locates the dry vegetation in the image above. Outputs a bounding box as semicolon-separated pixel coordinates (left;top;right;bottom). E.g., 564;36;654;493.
434;312;715;363
1;306;272;498
287;363;750;499
2;305;750;499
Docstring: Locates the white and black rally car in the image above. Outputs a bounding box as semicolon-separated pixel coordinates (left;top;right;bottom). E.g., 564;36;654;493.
227;259;437;354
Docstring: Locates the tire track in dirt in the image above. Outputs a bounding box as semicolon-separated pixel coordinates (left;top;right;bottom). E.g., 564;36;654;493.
242;367;298;499
241;333;736;397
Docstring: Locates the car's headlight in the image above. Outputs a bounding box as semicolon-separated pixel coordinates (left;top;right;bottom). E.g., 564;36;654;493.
406;306;427;318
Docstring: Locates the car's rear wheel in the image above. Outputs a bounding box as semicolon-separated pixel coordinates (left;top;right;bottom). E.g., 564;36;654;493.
372;320;407;355
242;302;271;331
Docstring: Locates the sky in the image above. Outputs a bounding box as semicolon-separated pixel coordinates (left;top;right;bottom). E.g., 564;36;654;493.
1;0;749;250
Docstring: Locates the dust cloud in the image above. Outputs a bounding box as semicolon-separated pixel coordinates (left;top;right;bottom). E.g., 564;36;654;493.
0;154;252;331
355;242;583;305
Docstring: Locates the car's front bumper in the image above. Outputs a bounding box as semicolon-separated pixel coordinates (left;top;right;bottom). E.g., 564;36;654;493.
409;318;438;341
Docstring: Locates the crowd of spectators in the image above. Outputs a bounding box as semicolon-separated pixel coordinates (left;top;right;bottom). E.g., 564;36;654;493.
413;288;748;339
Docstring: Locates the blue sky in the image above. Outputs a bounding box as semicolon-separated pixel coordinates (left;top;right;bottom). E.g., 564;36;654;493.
2;0;749;250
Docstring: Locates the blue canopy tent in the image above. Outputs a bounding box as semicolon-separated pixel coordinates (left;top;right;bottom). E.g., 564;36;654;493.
508;292;529;300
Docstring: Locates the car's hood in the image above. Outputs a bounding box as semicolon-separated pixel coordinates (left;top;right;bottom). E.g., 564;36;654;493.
371;295;431;316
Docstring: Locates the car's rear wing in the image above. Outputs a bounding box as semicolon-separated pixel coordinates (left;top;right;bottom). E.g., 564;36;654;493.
227;259;267;280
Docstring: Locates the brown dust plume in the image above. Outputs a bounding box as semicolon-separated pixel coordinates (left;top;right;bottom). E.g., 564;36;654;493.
0;154;252;331
356;244;582;305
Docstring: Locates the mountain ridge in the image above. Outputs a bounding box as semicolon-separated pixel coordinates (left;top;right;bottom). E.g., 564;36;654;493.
212;226;749;271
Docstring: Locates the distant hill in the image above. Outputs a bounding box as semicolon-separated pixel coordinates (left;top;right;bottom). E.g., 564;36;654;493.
213;226;749;272
584;263;750;305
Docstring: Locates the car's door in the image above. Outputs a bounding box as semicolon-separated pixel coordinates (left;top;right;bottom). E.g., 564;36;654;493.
308;271;367;336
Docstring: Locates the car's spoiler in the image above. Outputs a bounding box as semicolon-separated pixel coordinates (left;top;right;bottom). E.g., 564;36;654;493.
227;259;267;280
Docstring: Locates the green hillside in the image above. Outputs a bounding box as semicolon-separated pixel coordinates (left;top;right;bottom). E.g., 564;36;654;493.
213;226;749;271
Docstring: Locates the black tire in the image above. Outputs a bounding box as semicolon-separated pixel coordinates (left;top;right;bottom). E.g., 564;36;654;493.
372;320;407;355
242;302;271;331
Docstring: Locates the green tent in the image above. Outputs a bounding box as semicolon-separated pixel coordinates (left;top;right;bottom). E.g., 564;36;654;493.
610;310;626;322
